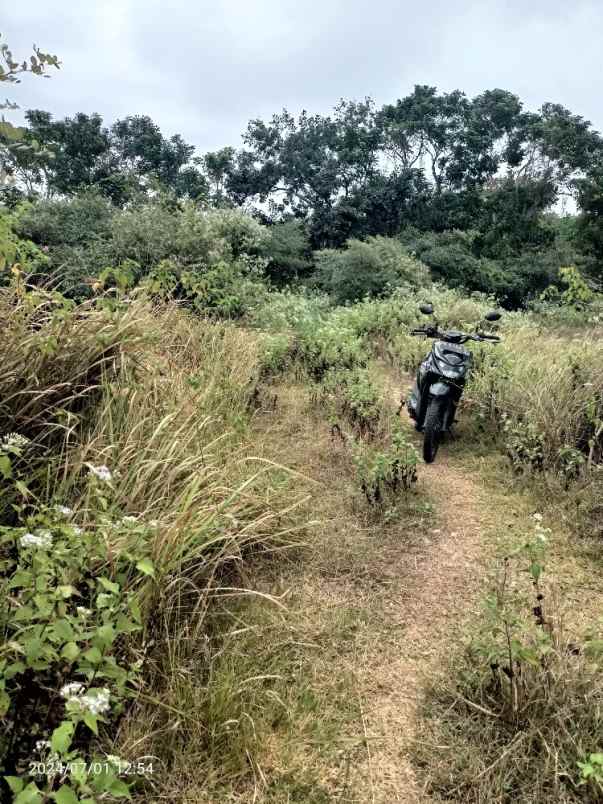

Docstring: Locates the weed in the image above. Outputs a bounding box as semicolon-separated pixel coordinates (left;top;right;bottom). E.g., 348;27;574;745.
415;516;603;803
353;426;418;506
317;368;383;437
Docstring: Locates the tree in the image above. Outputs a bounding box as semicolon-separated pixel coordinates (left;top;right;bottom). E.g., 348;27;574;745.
0;34;60;198
0;33;60;106
2;108;206;204
110;115;198;192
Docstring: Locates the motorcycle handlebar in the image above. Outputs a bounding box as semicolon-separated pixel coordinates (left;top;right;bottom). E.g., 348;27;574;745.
410;327;500;343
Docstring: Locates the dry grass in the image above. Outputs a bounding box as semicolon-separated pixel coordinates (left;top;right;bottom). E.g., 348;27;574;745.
0;285;313;798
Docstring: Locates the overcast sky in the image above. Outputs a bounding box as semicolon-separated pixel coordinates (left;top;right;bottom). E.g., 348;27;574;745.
4;1;603;155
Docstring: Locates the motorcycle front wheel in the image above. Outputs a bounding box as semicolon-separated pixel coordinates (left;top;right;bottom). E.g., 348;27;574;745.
423;397;446;463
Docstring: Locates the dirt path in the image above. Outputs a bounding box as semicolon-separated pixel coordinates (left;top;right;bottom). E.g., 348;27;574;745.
242;366;603;804
246;371;522;803
351;370;500;803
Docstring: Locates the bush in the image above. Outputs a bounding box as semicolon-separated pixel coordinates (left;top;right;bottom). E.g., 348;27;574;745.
292;322;370;381
466;326;603;473
352;425;419;506
399;227;582;308
314;236;430;304
14;193;115;296
416;517;603;802
315;367;383;437
0;209;50;281
263;220;312;284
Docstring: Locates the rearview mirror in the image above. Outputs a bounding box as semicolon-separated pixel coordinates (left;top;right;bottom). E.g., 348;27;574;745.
419;303;434;315
485;310;501;322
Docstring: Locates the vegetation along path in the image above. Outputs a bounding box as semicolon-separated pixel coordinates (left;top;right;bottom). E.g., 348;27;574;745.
241;365;549;804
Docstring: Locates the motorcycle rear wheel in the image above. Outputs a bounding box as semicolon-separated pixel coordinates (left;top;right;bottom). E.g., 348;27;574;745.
423;397;445;463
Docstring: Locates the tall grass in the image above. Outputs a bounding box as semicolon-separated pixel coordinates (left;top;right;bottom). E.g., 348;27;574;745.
0;283;309;799
414;519;603;803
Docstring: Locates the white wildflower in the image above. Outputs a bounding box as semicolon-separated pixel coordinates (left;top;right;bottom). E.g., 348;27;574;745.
89;464;112;482
121;516;137;525
60;681;84;699
71;526;83;536
54;505;73;516
76;606;91;617
35;739;51;753
80;688;111;716
532;513;543;522
1;433;30;451
20;530;53;549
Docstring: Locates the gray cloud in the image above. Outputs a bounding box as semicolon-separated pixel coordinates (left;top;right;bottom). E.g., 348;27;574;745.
4;0;602;156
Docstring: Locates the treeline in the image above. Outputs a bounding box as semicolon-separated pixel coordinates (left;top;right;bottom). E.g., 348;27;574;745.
2;85;603;305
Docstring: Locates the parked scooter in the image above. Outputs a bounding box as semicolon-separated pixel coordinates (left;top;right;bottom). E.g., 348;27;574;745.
407;304;502;463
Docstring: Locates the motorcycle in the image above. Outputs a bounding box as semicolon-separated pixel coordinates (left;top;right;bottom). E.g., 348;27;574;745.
406;303;502;463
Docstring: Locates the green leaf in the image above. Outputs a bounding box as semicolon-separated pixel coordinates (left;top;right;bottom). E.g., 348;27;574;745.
83;712;98;734
12;606;34;621
50;721;74;754
14;480;31;498
95;624;116;648
4;776;24;794
0;454;12;479
53;619;75;642
130;597;142;624
135;558;155;578
91;768;131;798
98;577;120;594
108;777;132;798
53;785;79;804
61;642;80;662
8;570;32;588
24;638;43;663
14;781;42;803
83;646;102;664
97;593;114;609
115;614;141;634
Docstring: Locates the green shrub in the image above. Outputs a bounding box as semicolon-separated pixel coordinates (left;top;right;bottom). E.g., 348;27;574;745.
145;256;268;319
13;194;115;296
416;516;603;802
292;322;370;380
0;280;306;799
317;368;383;436
263;219;312;284
352;425;419;506
258;333;294;378
0;209;50;281
249;289;331;331
0;494;151;802
314;236;430;304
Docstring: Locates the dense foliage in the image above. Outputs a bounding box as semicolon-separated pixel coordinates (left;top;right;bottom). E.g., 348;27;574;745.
3;85;603;305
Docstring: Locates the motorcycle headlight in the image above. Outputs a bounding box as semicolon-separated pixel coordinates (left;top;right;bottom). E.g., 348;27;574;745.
441;366;462;378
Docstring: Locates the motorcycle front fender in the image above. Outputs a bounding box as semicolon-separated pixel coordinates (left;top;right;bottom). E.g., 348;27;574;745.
428;381;451;397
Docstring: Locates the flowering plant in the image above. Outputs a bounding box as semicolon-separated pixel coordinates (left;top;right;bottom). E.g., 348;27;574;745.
0;488;154;801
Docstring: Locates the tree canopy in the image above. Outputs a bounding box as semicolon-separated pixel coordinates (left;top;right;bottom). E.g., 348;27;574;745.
3;83;603;295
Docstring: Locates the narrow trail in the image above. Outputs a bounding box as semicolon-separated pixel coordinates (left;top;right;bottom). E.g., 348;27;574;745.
352;369;500;803
248;369;526;803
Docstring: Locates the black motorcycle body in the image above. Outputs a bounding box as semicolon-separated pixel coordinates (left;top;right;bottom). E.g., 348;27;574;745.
406;305;501;463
